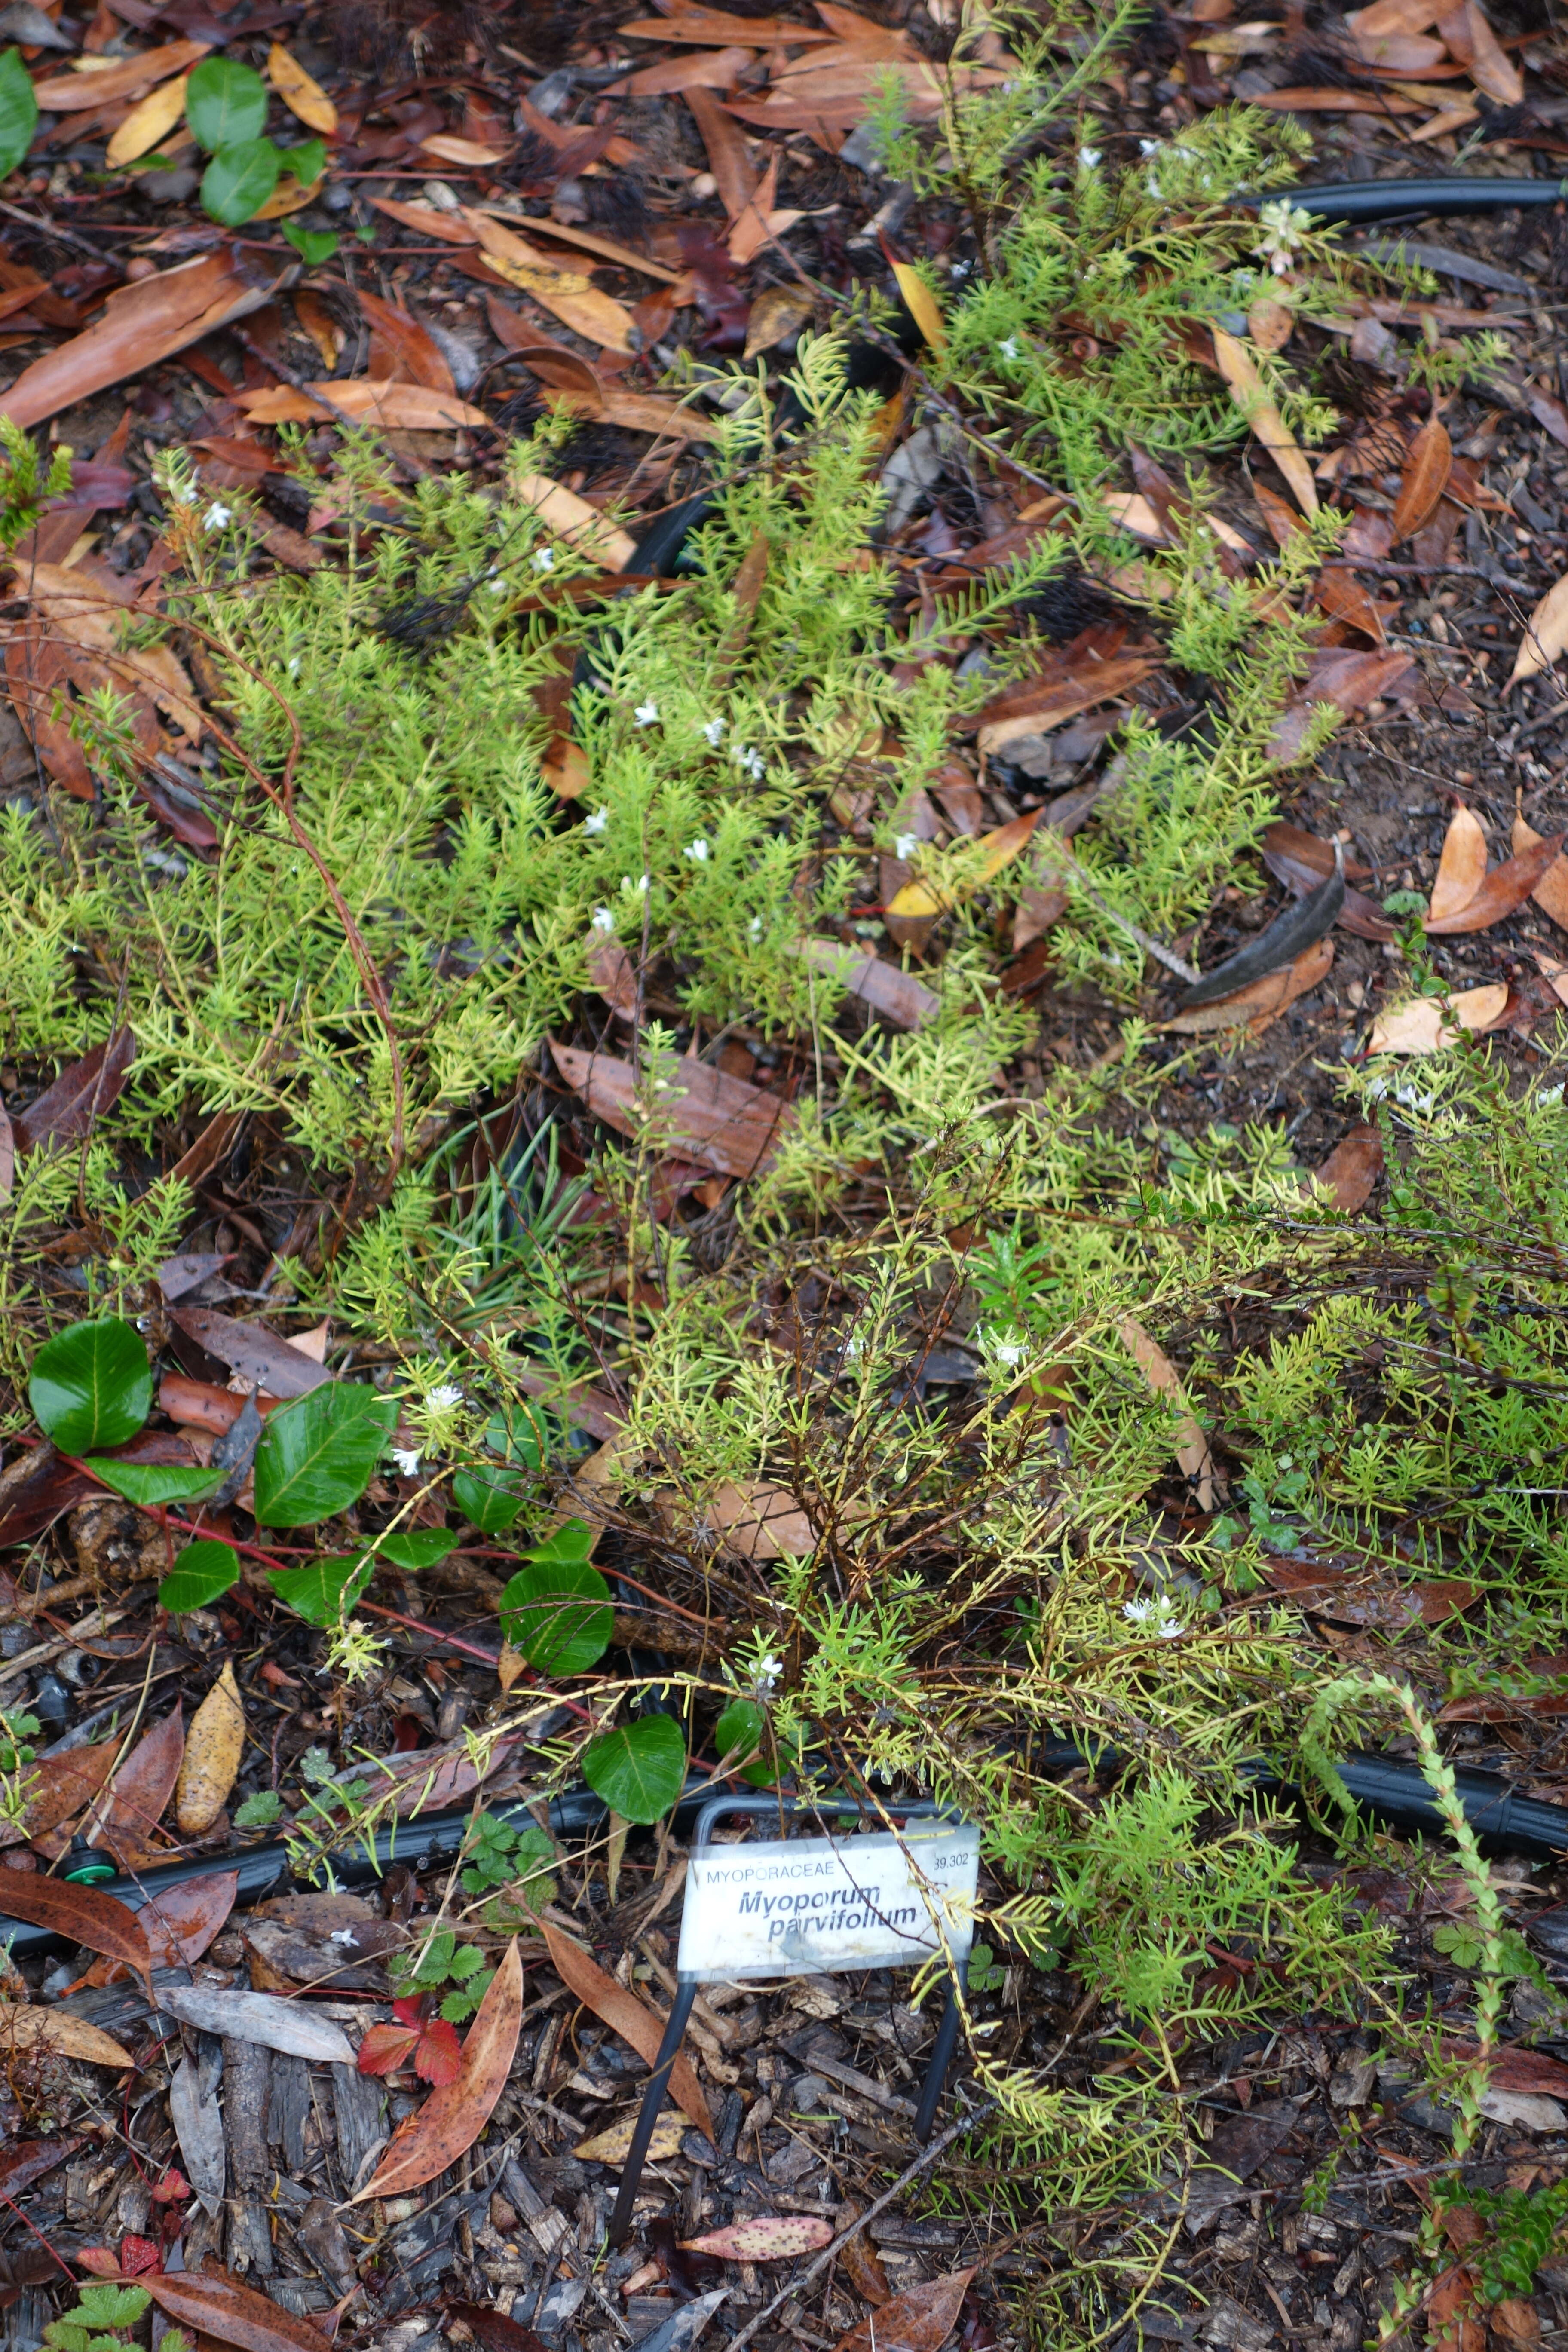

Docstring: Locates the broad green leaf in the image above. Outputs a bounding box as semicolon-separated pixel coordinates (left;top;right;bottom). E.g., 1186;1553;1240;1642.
201;137;281;226
186;55;268;150
530;1517;594;1565
30;1319;151;1454
281;222;338;263
582;1714;686;1824
373;1530;455;1571
252;1384;396;1528
499;1555;612;1675
0;49;38;183
453;1461;525;1534
279;136;325;184
159;1539;240;1613
89;1459;223;1507
270;1553;374;1626
714;1697;796;1788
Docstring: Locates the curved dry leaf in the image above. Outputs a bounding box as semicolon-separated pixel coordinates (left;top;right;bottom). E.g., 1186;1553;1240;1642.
267;40;337;132
681;2217;835;2260
354;1939;523;2200
1164;935;1333;1036
157;1984;355;2064
1428;804;1489;922
1313;567;1387;643
1508;569;1568;688
831;2266;976;2352
509;473;636;570
176;1661;244;1834
1247;297;1293;352
1368;983;1510;1052
1212;325;1317;516
576;2112;685;2165
34;37;209;108
0;2003;134;2068
0;1738;117;1850
1117;1315;1214;1507
1513;815;1568;928
1391;416;1452;542
142;2268;334;2352
105;71;192;168
891;261;946;355
87;1707;183;1868
543;1922;712;2135
710;1477;816;1559
1438;0;1522;101
0;1875;151;1989
467;211;637;355
744;285;814;360
1426;829;1566;934
357;288;455;395
235;381;489;431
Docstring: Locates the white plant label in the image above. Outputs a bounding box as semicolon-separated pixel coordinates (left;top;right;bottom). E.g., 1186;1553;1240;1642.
677;1823;980;1982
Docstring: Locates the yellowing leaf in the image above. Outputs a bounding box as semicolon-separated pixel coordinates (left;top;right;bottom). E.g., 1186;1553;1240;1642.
0;2003;134;2067
465;210;637;356
1212;325;1318;516
510;472;636;570
887;805;1045;926
891;261;946;355
267;40;337;134
106;71;192;168
1508;567;1568;688
1368;983;1510;1053
1513;815;1568;929
744;284;814;361
252;173;326;221
175;1660;244;1834
1247;296;1293;352
575;2112;686;2166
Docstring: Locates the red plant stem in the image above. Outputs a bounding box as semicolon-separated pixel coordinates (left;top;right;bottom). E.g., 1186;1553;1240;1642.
0;2188;76;2284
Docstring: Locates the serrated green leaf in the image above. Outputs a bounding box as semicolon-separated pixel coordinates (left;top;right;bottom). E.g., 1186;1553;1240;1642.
582;1714;686;1824
201;137;282;227
499;1553;612;1675
30;1318;151;1453
90;1458;223;1507
186;55;268;150
0;49;37;182
159;1537;240;1614
234;1788;282;1827
253;1384;396;1526
269;1553;374;1626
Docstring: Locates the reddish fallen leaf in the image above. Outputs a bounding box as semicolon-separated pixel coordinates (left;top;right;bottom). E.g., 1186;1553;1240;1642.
685;84;759;215
1263;1556;1478;1630
551;1041;795;1181
1390;416;1452;542
1514;816;1568;928
587;932;639;1019
1445;2039;1568;2095
837;2214;892;2307
75;2251;123;2278
1369;985;1511;1051
0;1740;117;1853
33;38;211;109
355;288;455;396
140;2268;335;2352
0;2138;82;2200
1314;568;1387;644
131;1871;238;1972
620;6;835;40
795;938;939;1030
358;1999;464;2087
1425;2263;1484;2352
1425;830;1565;934
831;2267;976;2352
357;2020;420;2076
1164;936;1334;1037
15;1031;135;1154
682;2217;835;2260
971;655;1161;756
0;1877;151;1992
1437;0;1522;101
86;1709;183;1869
0;249;283;431
171;1307;330;1399
0;1431;197;1549
1259;821;1394;941
543;1922;712;2135
441;2308;550;2352
1267;649;1415;765
119;2236;162;2277
354;1939;524;2200
1313;1124;1384;1212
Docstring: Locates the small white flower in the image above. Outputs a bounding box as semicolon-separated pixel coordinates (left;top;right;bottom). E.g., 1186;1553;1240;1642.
701;716;725;746
734;744;765;780
998;336;1019;361
894;831;919;860
583;805;609;835
983;1328;1028;1369
171;480;199;505
531;545;556;572
287;655;301;676
1078;146;1101;170
621;872;650;896
428;1382;463;1411
1157;1609;1185;1640
683;837;710;864
748;914;763;940
751;1652;784;1697
392;1446;422;1476
1123;1597;1156;1625
634;699;659;726
1541;1085;1565;1108
202;502;231;530
1139;138;1160;154
487;575;508;594
1254;198;1311;278
591;905;616;933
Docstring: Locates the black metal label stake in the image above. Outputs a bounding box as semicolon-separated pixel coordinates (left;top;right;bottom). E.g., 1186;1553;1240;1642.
607;1796;980;2244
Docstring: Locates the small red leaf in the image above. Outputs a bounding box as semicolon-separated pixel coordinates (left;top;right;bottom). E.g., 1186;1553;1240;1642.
120;2236;162;2276
414;2018;464;2086
392;1993;428;2028
150;2167;190;2205
357;2022;419;2076
75;2249;121;2278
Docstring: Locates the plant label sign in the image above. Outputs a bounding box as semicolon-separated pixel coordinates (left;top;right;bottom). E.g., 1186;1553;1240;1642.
677;1821;980;1982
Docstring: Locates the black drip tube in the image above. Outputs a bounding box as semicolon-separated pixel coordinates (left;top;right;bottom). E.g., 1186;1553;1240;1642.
1243;177;1568;227
4;1750;1565;1962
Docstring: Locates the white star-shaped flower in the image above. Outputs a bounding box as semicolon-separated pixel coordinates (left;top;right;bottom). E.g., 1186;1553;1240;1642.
203;502;231;530
532;545;556;572
1078;147;1101;170
894;832;919;860
683;838;709;863
583;806;609;834
634;699;659;726
701;717;725;745
392;1446;422;1476
428;1383;463;1411
591;906;616;933
998;337;1019;361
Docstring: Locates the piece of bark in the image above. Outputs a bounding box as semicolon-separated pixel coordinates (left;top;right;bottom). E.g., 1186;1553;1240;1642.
268;2054;312;2175
331;2063;387;2195
223;2037;271;2187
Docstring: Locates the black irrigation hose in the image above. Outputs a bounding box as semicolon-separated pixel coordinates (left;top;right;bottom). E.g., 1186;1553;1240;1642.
1279;177;1568;227
6;1748;1566;1962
